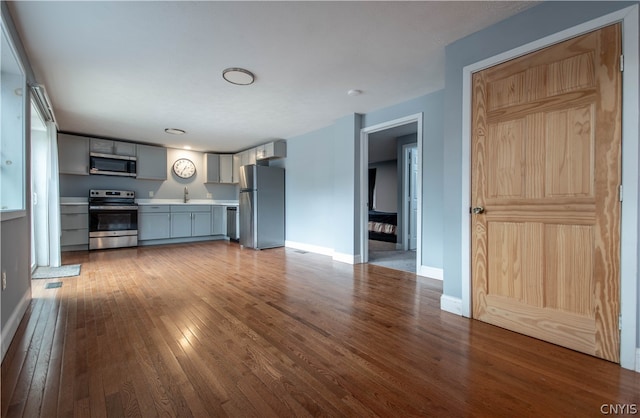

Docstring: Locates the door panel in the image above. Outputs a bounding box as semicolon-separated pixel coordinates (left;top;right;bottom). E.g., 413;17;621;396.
471;24;621;362
409;147;418;250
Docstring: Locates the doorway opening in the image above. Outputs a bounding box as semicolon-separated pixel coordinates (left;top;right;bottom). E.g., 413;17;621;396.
360;114;422;273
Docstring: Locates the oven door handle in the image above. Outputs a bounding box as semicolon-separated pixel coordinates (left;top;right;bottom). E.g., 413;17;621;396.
89;205;139;210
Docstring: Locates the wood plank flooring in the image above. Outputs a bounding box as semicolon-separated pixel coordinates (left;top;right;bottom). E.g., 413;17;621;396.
2;241;639;417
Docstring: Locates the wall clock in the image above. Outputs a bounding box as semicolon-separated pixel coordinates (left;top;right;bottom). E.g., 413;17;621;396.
172;158;196;179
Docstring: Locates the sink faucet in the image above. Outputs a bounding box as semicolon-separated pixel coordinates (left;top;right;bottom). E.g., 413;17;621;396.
184;186;189;203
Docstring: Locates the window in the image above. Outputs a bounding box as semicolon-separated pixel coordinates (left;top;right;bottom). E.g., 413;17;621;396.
1;18;26;216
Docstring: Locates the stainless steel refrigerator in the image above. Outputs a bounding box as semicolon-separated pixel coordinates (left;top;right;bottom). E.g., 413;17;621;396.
239;164;285;249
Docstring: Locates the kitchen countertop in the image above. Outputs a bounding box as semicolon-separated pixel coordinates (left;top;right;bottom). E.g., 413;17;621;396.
60;197;238;206
60;197;88;205
136;199;238;206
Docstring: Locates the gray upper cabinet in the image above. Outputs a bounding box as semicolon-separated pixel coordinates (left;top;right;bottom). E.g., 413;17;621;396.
90;138;136;156
204;153;235;184
204;153;220;183
230;141;286;182
58;134;89;175
219;154;234;183
137;144;167;180
232;153;241;184
256;140;286;160
114;141;136;156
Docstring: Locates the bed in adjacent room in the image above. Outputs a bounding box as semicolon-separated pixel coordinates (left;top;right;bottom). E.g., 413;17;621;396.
368;210;397;243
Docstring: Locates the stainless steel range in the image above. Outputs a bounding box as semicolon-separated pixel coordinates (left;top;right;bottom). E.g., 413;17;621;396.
88;189;138;250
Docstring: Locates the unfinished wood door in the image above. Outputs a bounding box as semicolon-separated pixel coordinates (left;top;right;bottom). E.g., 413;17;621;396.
471;24;622;362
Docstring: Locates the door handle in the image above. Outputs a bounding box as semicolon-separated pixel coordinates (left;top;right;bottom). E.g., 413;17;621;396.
472;206;485;215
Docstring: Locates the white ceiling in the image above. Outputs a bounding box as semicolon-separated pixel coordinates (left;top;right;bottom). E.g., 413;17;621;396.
8;1;535;153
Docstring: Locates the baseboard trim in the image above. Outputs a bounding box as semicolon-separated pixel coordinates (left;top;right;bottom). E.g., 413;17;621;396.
636;348;640;373
418;266;443;280
285;241;360;265
440;294;462;316
332;252;359;265
285;241;334;257
1;289;31;361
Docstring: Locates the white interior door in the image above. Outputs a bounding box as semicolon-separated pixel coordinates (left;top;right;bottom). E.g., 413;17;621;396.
403;144;418;250
408;146;418;250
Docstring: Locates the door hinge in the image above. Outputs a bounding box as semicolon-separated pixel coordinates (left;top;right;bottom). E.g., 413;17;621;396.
619;314;622;331
620;54;624;72
619;185;623;202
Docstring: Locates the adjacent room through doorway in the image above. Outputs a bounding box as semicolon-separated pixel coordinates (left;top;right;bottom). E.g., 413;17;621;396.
365;121;418;273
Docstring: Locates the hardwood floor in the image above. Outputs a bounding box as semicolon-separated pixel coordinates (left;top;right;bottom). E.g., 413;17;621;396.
2;241;639;417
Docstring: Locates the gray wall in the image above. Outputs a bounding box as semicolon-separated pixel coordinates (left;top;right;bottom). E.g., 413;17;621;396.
363;91;444;269
60;147;238;200
1;2;33;358
284;114;361;257
333;114;361;257
284;124;336;250
369;160;397;213
1;218;30;331
284;90;443;268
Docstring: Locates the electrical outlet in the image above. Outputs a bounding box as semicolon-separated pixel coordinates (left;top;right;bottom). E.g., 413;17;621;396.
206;193;212;199
149;191;154;197
2;271;6;291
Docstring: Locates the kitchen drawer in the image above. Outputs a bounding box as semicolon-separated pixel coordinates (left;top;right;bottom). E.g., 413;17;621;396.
139;205;170;213
61;213;88;230
61;205;88;214
61;229;89;246
170;205;212;213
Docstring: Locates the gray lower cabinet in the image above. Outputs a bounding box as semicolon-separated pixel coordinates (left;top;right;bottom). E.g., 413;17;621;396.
211;206;226;235
192;212;212;237
139;206;171;240
139;204;226;243
170;205;212;238
170;212;192;238
61;205;89;250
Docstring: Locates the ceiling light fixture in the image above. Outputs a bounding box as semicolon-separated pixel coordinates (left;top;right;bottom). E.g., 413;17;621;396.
347;89;362;97
222;68;255;85
165;128;186;135
183;146;191;150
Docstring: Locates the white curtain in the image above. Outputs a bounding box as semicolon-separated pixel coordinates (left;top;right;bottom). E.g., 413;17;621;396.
47;122;61;267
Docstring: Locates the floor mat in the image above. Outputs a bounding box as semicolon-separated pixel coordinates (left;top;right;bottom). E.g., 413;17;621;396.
32;264;81;279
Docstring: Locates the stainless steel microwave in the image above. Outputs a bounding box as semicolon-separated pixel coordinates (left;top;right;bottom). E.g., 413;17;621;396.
89;153;137;177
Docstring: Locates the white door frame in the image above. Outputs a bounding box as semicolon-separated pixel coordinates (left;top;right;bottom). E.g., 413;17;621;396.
459;5;639;370
360;113;423;266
